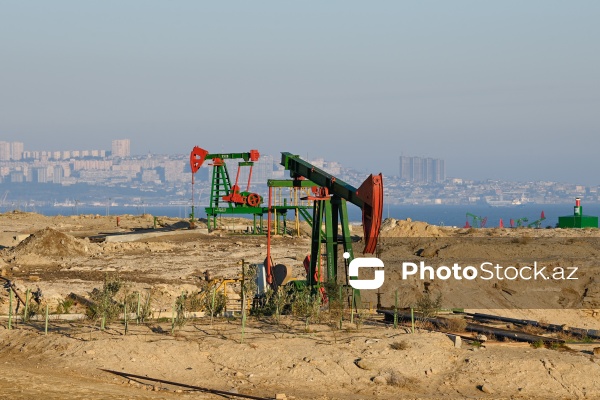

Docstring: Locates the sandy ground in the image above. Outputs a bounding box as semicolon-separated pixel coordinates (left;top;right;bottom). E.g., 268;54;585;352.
1;211;600;399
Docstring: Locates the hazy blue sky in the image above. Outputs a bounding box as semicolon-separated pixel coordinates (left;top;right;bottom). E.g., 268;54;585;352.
1;1;599;183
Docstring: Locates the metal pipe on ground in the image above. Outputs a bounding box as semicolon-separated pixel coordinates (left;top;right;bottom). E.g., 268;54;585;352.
377;310;564;344
100;369;273;400
463;312;600;340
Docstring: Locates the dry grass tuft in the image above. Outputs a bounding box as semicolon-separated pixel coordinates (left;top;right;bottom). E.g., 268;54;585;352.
388;371;419;389
390;340;410;350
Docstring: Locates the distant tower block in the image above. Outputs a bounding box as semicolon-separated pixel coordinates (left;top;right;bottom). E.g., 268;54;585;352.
558;198;598;228
112;139;131;158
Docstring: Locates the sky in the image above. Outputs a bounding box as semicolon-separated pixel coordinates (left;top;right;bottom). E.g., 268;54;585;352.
1;1;599;184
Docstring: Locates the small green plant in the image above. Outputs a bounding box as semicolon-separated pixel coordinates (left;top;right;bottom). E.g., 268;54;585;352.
56;298;75;314
201;284;226;322
471;340;482;348
415;292;443;318
86;273;123;323
324;281;344;332
137;290;153;323
581;335;594;344
549;341;565;350
353;307;368;331
173;292;188;328
531;340;545;349
289;285;321;332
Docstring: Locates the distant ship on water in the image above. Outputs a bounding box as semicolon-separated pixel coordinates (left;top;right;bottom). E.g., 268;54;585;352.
485;189;528;207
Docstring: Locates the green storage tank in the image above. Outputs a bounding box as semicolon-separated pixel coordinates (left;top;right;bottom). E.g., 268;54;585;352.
558;198;598;228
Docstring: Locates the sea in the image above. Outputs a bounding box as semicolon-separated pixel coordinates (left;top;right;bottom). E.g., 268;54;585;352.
11;203;599;229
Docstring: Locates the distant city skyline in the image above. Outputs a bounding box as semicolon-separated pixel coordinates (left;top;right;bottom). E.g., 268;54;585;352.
4;138;600;189
1;2;599;184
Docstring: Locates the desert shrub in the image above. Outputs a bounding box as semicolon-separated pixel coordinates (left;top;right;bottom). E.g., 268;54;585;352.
258;287;291;323
289;285;321;331
443;317;467;332
531;340;544;349
390;340;410;350
137;290;153;322
324;281;344;331
512;236;532;244
56;298;75;314
521;324;546;335
414;319;436;331
581;335;594;344
388;371;419;389
415;292;443;318
203;288;227;319
173;292;188;328
190;281;227;317
86;273;122;322
549;341;566;351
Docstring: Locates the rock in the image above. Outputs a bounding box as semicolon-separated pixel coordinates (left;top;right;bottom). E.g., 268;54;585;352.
365;339;380;345
593;347;600;356
372;375;387;385
235;242;243;246
355;359;375;370
476;334;488;342
480;384;495;394
452;335;462;348
275;394;287;400
11;266;19;272
85;350;95;355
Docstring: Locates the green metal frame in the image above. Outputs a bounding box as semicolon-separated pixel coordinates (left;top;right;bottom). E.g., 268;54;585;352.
204;172;316;233
204;152;263;231
280;153;362;306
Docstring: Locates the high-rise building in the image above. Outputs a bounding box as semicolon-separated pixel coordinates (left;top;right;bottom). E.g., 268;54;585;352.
10;142;24;160
0;142;10;161
399;155;446;183
53;165;64;184
112;139;131;158
32;167;48;183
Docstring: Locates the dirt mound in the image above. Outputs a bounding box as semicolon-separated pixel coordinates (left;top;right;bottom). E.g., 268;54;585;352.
380;218;446;237
11;227;92;257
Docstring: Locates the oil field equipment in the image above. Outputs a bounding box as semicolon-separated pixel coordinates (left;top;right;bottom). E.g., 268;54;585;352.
510;217;528;228
265;152;383;304
558;198;598;228
189;146;318;234
465;213;487;228
190;146;264;231
527;211;546;228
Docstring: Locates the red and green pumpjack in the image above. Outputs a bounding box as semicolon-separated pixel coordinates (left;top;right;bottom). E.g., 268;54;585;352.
266;152;384;306
190;146;263;230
